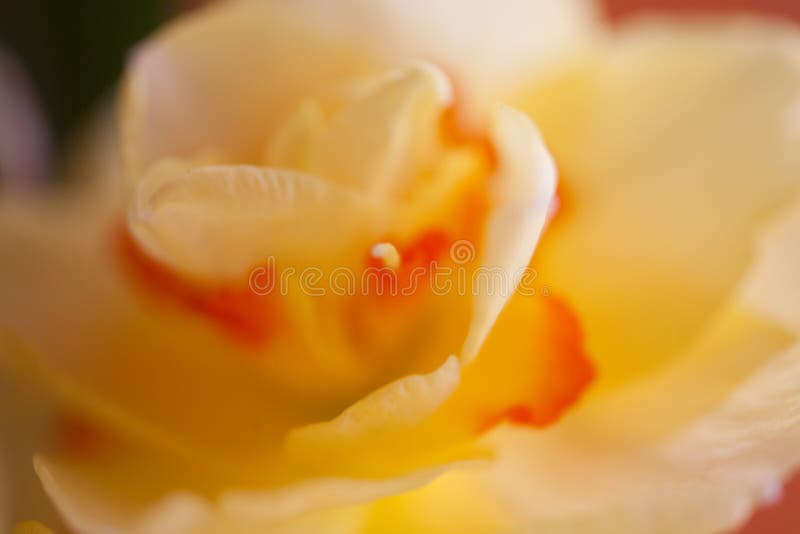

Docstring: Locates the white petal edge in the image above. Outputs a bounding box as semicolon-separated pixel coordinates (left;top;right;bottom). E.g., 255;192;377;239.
286;356;460;459
460;105;557;363
35;453;477;534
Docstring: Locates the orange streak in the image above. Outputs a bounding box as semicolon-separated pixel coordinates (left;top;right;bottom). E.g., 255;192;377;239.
116;226;280;348
56;413;114;460
476;295;595;433
363;229;453;301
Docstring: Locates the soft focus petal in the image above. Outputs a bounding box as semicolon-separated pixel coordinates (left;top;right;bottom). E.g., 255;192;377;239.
0;377;62;532
448;293;595;433
468;17;800;534
129;162;380;281
35;446;467;534
296;63;451;197
0;201;326;467
286;105;575;477
286;357;476;478
346;196;800;533
123;0;602;175
520;17;800;388
362;470;506;534
14;521;55;534
461;105;557;362
740;195;800;333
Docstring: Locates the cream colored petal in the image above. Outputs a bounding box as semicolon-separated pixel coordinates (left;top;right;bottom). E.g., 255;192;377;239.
482;340;800;534
302;63;451;197
465;18;800;534
129;162;380;281
351;251;800;534
740;194;800;333
461;106;557;363
123;0;602;175
520;17;800;388
35;450;467;534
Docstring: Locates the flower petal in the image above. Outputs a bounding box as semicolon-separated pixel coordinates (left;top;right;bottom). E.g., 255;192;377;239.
0;376;62;532
0;200;341;467
469;17;800;534
34;449;466;534
13;522;55;534
123;0;601;174
285;104;567;478
740;195;800;333
461;105;557;363
129;162;380;281
519;17;800;388
298;63;451;197
285;356;480;478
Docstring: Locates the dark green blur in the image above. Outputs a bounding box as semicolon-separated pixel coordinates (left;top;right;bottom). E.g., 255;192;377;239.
0;0;169;146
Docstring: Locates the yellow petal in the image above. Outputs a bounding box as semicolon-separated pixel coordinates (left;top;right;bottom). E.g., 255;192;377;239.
519;17;800;388
0;201;334;467
470;17;800;534
13;522;55;534
285;356;483;477
362;469;505;534
34;450;463;534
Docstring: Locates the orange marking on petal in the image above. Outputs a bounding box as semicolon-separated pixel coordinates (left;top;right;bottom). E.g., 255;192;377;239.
467;293;595;434
364;229;453;300
116;226;280;348
56;413;113;460
440;107;498;171
348;229;457;358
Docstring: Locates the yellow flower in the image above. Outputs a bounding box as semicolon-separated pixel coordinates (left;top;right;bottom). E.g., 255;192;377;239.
1;1;800;533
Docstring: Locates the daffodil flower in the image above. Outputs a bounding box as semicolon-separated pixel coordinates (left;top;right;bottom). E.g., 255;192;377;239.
1;1;800;533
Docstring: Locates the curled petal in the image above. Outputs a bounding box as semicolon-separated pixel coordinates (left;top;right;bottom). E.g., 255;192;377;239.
129;162;380;280
461;105;557;363
122;0;602;175
298;63;452;197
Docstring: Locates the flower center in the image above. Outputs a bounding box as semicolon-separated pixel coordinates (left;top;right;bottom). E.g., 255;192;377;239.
120;64;495;405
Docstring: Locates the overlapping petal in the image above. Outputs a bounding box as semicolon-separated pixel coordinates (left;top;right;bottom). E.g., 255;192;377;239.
10;95;580;532
123;0;601;175
520;17;800;388
470;16;800;534
6;2;798;534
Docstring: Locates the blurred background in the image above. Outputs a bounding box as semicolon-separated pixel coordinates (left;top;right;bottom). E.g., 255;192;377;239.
0;0;799;532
